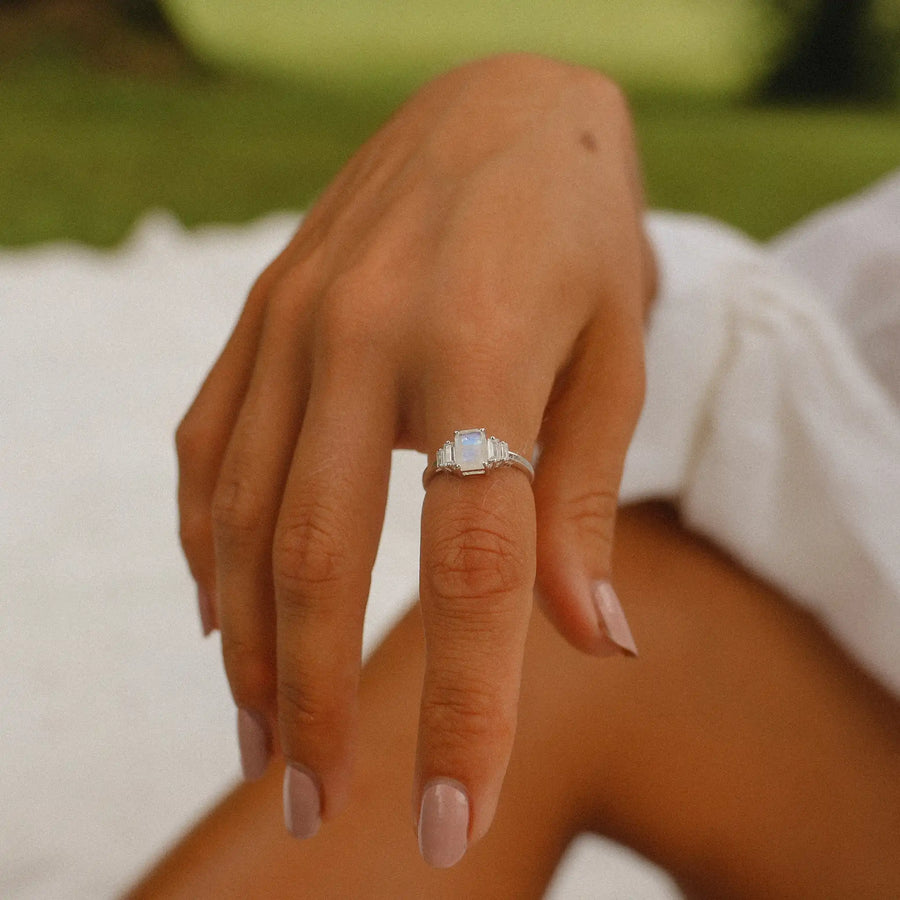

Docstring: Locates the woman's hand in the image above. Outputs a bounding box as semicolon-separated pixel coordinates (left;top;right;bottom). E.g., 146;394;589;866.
175;53;654;868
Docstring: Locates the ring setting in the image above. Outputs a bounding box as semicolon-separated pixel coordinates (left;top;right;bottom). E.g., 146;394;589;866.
423;428;534;487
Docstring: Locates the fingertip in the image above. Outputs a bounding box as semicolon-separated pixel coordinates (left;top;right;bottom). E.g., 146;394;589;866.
417;777;470;867
237;707;272;781
283;762;323;839
533;443;637;657
197;584;217;637
592;579;638;657
535;542;638;658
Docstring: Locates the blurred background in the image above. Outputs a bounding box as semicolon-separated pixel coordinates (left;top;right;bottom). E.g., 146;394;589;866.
2;0;898;247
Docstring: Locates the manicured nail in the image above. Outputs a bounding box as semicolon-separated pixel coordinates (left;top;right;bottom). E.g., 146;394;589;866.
283;764;322;839
237;708;271;781
591;581;638;657
197;586;216;636
418;778;469;868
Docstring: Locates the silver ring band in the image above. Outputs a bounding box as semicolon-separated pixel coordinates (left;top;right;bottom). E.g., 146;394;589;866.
422;428;534;488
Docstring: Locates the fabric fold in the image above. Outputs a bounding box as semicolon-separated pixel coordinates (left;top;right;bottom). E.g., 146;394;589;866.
624;191;900;695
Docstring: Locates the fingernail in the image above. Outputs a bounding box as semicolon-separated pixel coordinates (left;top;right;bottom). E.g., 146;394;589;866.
591;581;638;657
197;586;216;637
418;778;469;868
283;764;322;839
237;708;271;781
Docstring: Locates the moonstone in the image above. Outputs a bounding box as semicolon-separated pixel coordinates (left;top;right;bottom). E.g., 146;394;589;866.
454;429;488;473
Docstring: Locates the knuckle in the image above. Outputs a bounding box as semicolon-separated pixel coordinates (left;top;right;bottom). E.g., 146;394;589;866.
174;412;208;466
223;636;276;707
421;677;515;749
247;259;281;307
273;501;350;597
211;473;268;544
426;316;526;398
265;268;314;329
319;299;363;355
428;506;529;607
278;676;343;737
557;486;618;552
318;276;392;362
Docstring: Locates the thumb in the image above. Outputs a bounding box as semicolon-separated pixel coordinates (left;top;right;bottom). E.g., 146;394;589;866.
533;311;645;657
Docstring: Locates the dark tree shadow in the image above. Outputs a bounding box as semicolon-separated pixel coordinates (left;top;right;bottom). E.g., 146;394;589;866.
0;0;209;77
757;0;898;104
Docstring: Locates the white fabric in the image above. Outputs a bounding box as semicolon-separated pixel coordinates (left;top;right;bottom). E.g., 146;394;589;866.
770;172;900;407
2;175;897;896
623;170;900;696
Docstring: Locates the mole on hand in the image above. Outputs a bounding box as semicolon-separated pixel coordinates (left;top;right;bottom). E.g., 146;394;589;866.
579;131;598;153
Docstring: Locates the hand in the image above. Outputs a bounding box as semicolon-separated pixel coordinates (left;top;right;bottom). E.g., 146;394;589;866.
175;53;654;867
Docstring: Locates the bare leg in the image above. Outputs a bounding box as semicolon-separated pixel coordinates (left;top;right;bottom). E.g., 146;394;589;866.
128;504;900;899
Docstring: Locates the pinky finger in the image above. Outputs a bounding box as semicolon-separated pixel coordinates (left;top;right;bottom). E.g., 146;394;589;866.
533;312;645;657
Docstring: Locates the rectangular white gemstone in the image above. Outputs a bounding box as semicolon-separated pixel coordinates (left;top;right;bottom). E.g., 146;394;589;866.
454;429;488;473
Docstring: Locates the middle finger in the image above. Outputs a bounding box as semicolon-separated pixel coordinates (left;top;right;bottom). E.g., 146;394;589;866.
416;410;538;867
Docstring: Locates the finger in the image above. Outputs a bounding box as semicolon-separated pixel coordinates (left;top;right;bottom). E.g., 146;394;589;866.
533;310;645;657
416;423;537;868
211;283;316;780
274;322;396;838
175;244;298;634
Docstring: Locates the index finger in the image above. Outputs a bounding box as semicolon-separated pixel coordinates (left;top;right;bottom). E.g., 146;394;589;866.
416;428;537;867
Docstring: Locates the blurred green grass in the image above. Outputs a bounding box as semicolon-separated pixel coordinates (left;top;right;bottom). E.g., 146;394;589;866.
635;93;900;237
1;59;384;246
2;0;897;246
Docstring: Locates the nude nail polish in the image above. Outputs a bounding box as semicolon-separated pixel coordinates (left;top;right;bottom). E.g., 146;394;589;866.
283;764;322;839
418;778;469;868
237;708;271;781
197;586;216;637
591;580;638;657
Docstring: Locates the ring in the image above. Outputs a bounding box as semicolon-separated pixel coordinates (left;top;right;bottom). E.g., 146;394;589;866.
422;428;534;488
